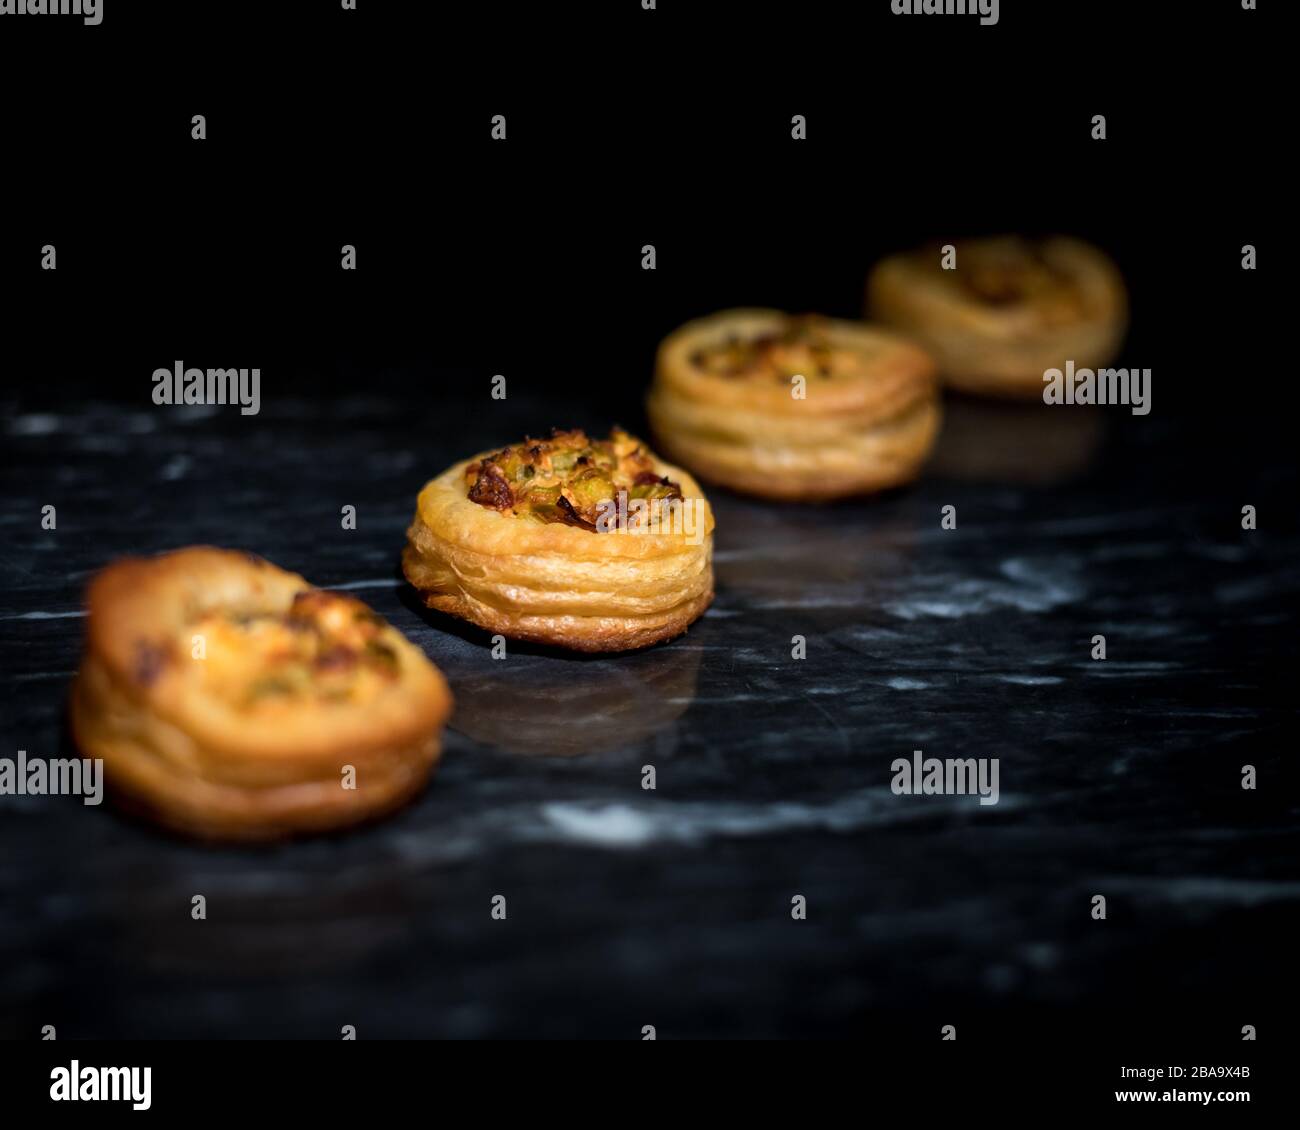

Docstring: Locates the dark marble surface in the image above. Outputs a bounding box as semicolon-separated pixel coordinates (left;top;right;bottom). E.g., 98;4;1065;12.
2;383;1296;1039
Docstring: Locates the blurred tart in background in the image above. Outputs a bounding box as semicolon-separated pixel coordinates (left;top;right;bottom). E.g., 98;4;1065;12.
648;308;940;501
867;235;1127;398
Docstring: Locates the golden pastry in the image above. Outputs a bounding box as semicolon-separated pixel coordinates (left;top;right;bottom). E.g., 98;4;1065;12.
70;547;452;841
403;428;714;653
647;308;940;501
867;235;1127;398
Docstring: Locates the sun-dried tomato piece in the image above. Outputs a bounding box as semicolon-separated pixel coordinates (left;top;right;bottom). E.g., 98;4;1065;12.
467;460;515;511
466;429;683;530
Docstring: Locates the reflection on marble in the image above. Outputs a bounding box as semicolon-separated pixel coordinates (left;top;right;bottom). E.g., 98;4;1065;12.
1;387;1296;1038
713;506;919;616
930;397;1105;484
444;643;701;758
108;863;418;980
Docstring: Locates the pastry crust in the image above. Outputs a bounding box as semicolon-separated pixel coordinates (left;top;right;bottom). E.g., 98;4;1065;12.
70;547;453;841
647;308;940;501
402;431;715;653
867;235;1128;398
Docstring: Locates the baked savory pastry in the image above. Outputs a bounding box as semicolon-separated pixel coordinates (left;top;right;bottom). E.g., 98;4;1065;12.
403;427;714;653
70;547;453;841
646;308;940;501
867;235;1128;398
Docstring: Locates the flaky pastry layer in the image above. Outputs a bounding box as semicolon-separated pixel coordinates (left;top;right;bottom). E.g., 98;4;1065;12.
403;450;715;653
70;546;452;840
648;308;940;500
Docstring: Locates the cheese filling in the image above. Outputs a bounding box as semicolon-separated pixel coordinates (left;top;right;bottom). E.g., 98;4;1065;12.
189;590;402;708
465;428;683;531
946;241;1089;325
688;316;870;382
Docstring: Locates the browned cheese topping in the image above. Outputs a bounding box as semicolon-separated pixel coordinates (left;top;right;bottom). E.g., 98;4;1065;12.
688;316;862;382
947;240;1089;325
465;428;683;531
187;590;402;707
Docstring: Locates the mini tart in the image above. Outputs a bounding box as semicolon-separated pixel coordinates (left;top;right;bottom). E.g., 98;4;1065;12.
646;308;940;501
867;235;1128;398
402;428;715;653
70;547;453;841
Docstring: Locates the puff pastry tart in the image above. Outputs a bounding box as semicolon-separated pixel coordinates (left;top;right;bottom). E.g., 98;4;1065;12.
403;428;714;653
646;308;940;501
867;235;1127;398
70;547;452;841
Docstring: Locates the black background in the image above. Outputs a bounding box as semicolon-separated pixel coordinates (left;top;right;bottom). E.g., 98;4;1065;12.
0;0;1292;1108
1;1;1278;425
